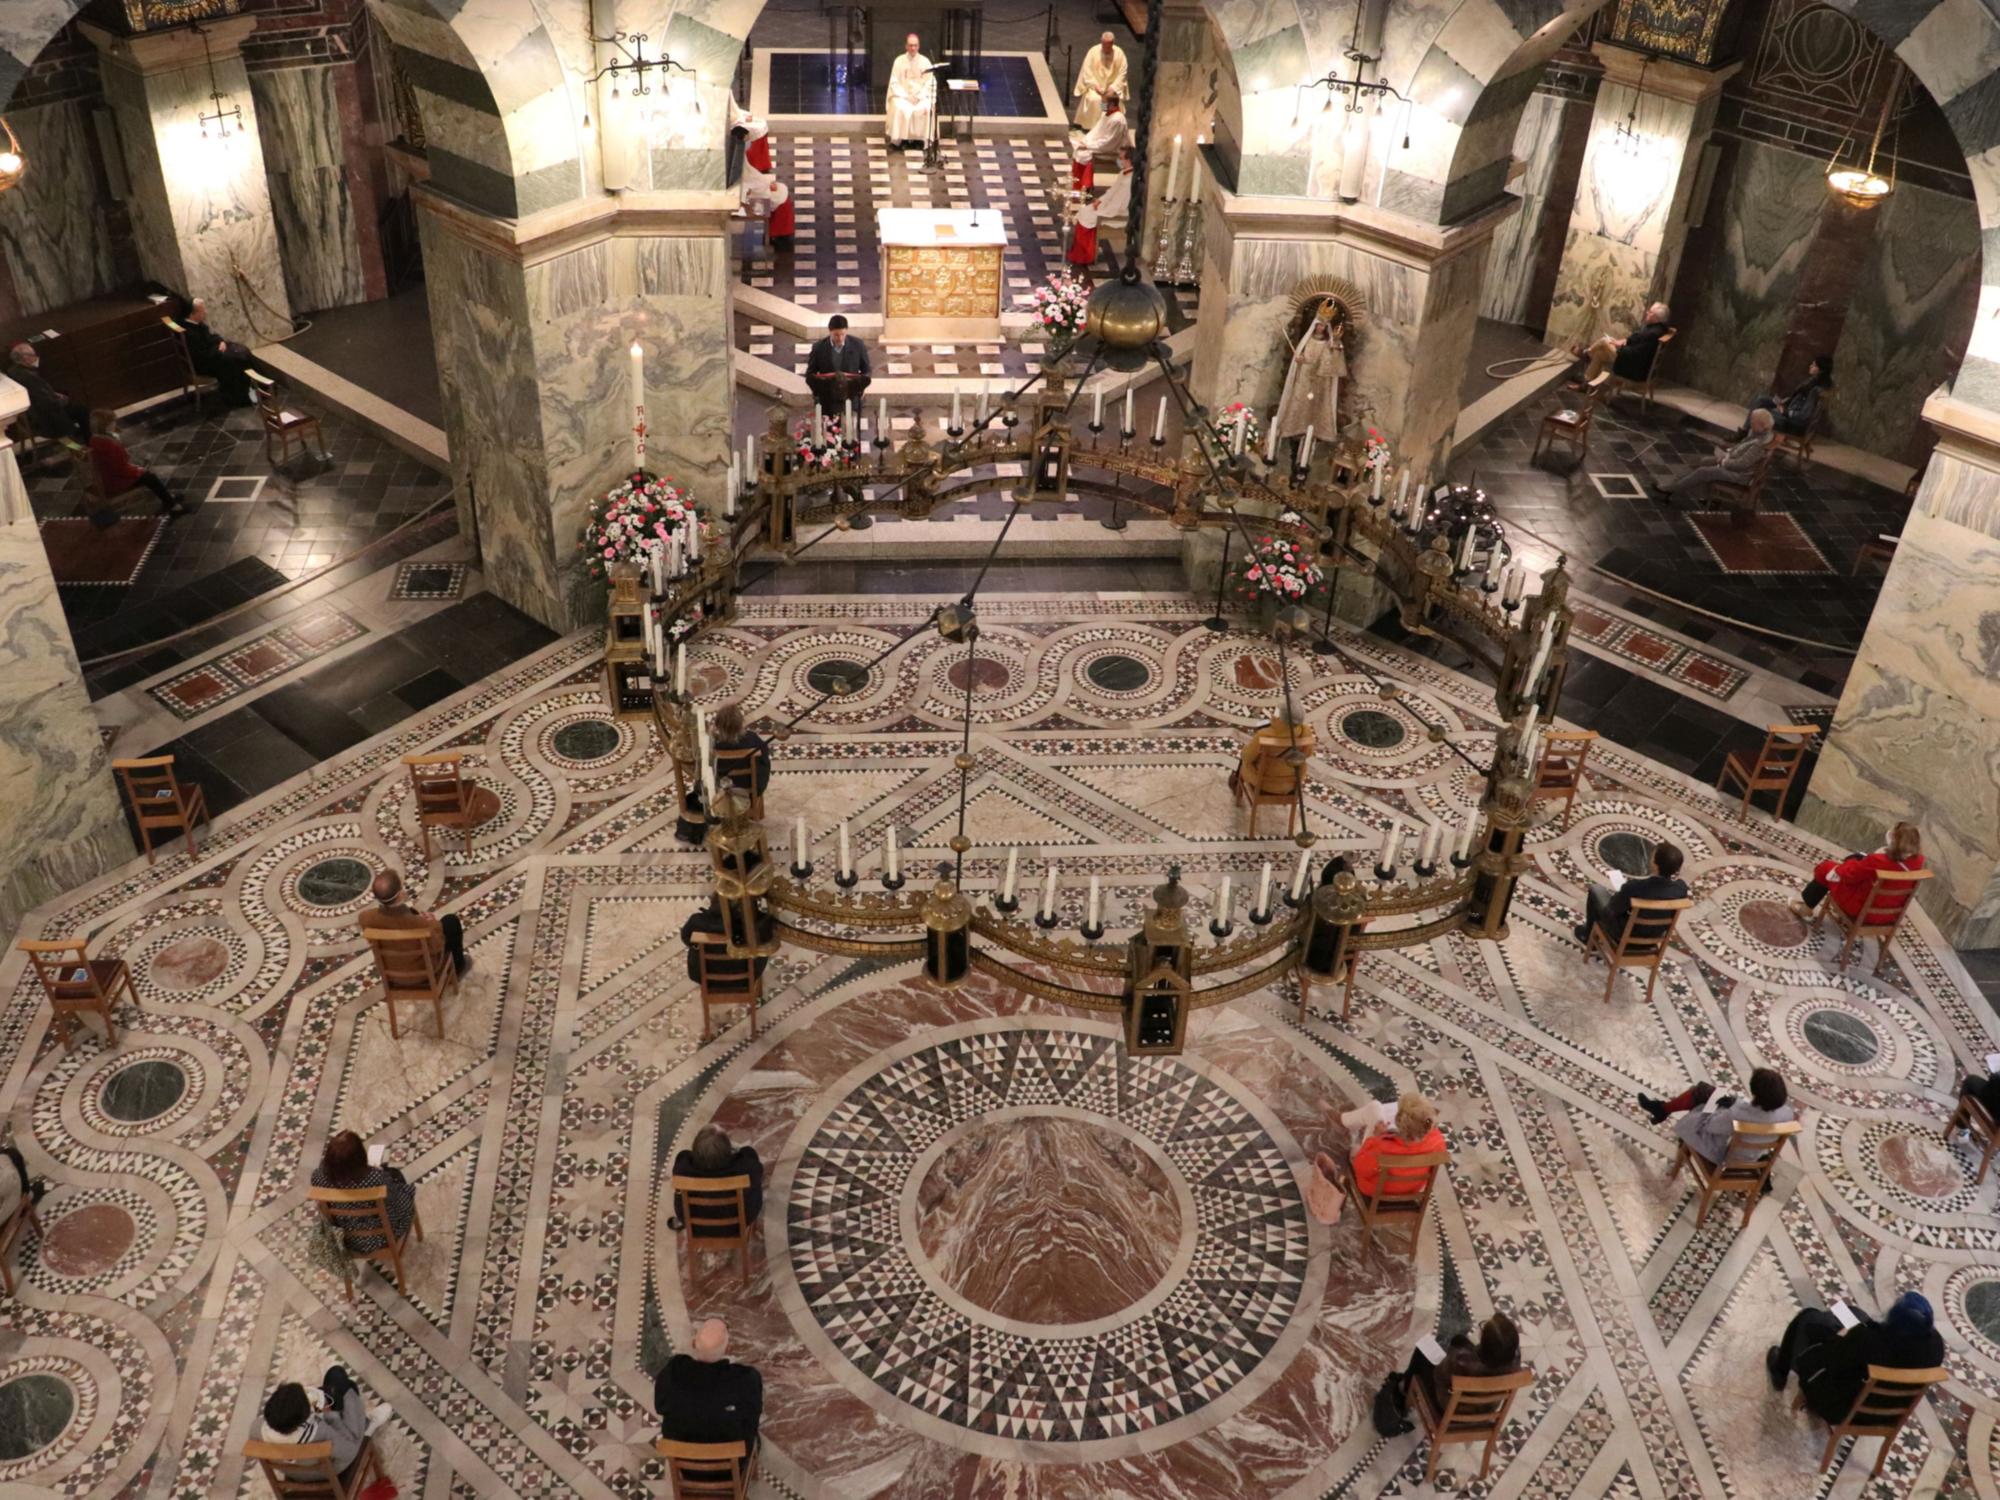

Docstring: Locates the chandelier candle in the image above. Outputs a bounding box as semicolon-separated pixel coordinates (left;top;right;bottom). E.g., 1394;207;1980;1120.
1396;468;1411;512
844;400;855;441
1255;860;1272;917
1418;823;1442;872
950;391;963;433
1455;526;1476;573
838;820;853;880
1087;875;1102;931
1300;425;1315;471
1153;396;1167;444
1092;387;1105;429
1290;848;1310;900
885;825;900;883
1040;863;1059;922
813;408;825;447
1378;820;1400;872
1123;389;1135;436
878;396;889;440
1265;415;1280;465
794;816;807;870
1167;133;1183;200
725;457;739;518
1372;461;1384;500
1001;847;1019;905
977;384;989;425
1456;810;1478;864
1215;874;1232;926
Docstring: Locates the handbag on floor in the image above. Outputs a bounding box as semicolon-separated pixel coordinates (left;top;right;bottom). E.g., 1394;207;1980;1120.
1371;1373;1414;1438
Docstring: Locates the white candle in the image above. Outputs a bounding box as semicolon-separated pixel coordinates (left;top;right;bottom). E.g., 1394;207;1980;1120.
886;824;899;881
878;395;889;439
951;390;963;431
1523;728;1543;773
702;760;718;809
1290;848;1310;899
1232;411;1247;455
693;707;708;769
1002;847;1019;904
1153;395;1167;442
1419;823;1441;869
1301;424;1315;469
1087;875;1102;930
977;383;989;424
1093;386;1105;428
794;816;807;868
1216;874;1232;926
1504;564;1526;606
649;544;663;596
1265;413;1280;464
1485;544;1504;589
843;399;854;441
629;342;646;469
1123;388;1134;435
813;407;824;446
1255;860;1273;915
1519;704;1539;747
1379;820;1400;870
1372;461;1384;499
1456;811;1478;862
744;433;755;478
1167;133;1184;200
1041;862;1058;921
674;643;687;696
726;456;739;518
838;819;853;878
688;516;702;562
1396;468;1411;511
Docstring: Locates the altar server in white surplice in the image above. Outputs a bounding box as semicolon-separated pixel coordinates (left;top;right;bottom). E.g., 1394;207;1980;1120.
1069;94;1128;191
1073;33;1129;129
886;34;935;148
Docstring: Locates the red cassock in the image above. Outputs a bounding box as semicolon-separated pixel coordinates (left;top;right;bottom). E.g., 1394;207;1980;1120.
1071;156;1095;192
1066;202;1099;269
745;129;794;242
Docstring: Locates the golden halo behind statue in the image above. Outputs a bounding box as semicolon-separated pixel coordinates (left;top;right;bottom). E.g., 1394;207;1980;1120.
1284;277;1367;348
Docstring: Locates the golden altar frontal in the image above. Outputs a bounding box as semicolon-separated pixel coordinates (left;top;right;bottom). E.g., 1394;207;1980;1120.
878;207;1007;337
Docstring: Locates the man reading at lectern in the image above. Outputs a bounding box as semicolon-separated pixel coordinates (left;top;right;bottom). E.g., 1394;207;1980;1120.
886;34;934;150
806;315;871;422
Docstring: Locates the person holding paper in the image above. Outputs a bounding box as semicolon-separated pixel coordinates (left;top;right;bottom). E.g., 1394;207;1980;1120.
1635;1067;1794;1167
1573;841;1686;948
367;868;468;977
1375;1312;1522;1435
1957;1068;2000;1121
1767;1291;1943;1420
668;1123;764;1234
806;314;871;420
262;1366;371;1482
1790;821;1924;923
1346;1092;1446;1199
311;1130;416;1254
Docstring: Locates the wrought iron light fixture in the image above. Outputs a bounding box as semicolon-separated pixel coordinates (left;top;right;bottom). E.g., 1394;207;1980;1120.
1827;61;1901;205
0;118;24;193
1292;0;1409;140
195;24;242;139
583;31;701;129
1613;54;1651;155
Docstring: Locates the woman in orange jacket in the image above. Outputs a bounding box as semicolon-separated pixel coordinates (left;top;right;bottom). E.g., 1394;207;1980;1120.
1351;1092;1447;1198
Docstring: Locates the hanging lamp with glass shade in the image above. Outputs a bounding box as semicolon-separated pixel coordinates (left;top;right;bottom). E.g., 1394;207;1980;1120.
1827;60;1901;204
0;118;24;193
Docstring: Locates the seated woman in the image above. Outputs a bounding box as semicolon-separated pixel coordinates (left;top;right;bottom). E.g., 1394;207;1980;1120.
711;702;771;796
1791;821;1922;924
1349;1092;1446;1199
1745;355;1832;437
1381;1312;1521;1433
1230;716;1317;798
310;1129;415;1253
1635;1067;1794;1166
87;409;187;519
669;1123;764;1234
1768;1291;1943;1421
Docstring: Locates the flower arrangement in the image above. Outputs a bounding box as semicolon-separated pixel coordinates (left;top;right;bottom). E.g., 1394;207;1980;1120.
1363;427;1391;475
793;416;862;472
1240;531;1324;602
1018;269;1092;345
578;473;698;582
1218;402;1262;451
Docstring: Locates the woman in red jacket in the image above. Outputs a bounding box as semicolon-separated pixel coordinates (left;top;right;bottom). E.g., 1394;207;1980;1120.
1791;822;1922;922
88;408;186;518
1350;1092;1447;1198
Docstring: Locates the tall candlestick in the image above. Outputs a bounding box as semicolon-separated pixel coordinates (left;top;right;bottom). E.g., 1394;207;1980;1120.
1215;874;1232;926
1040;863;1058;921
1123;389;1134;435
794;816;807;869
1153;395;1167;443
1002;847;1019;904
1092;387;1105;428
951;390;963;432
838;819;853;878
1290;847;1310;899
629;342;646;470
1255;860;1273;915
1167;133;1184;200
1378;820;1400;870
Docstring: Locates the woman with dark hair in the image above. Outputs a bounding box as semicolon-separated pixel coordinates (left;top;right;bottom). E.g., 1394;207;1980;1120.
1769;1291;1944;1420
1745;355;1833;436
1378;1313;1522;1435
310;1129;415;1253
1635;1067;1794;1166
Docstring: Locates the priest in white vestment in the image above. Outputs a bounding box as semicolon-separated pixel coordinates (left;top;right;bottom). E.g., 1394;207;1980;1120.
886;34;935;148
1073;33;1129;129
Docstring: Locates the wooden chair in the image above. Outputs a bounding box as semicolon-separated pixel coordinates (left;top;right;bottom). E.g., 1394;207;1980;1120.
1603;327;1676;408
251;370;327;468
693;938;761;1043
17;937;137;1050
670;1171;757;1285
711;745;767;821
307;1182;423;1301
1670;1118;1801;1229
1352;1149;1445;1253
1947;1078;2000;1186
1296;950;1360;1023
113;755;211;865
360;924;457;1039
402;751;481;859
1852;532;1899;575
1233;731;1311;837
1716;723;1819;819
1531;388;1596;468
160;317;219;414
1771;401;1826;469
1709;445;1778;526
1531;729;1597;828
1584;897;1691;1003
654;1437;753;1500
243;1436;385;1500
1793;1364;1947;1479
1410;1366;1535;1482
1814;867;1932;976
0;1185;44;1296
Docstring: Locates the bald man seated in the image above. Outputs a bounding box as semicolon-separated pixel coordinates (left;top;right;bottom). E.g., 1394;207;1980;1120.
365;868;468;976
180;298;255;406
1579;301;1672;387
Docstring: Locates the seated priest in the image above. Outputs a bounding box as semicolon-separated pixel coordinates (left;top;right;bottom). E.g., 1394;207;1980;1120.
1069;91;1129;191
886;33;935;149
1073;32;1130;129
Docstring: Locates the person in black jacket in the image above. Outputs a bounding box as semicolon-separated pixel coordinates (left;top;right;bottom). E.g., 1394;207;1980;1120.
1579;302;1671;385
668;1123;764;1233
711;703;771;796
805;315;870;420
1744;354;1832;437
6;342;86;440
1386;1312;1521;1432
181;298;254;406
1958;1071;2000;1119
1767;1291;1944;1421
656;1318;762;1469
1574;841;1688;946
681;899;773;986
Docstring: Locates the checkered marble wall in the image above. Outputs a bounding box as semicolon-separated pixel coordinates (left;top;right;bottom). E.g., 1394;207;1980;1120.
1;592;1996;1498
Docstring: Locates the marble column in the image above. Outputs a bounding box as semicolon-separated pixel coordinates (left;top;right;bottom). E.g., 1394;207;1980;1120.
1799;390;2000;947
416;190;737;633
1543;45;1737;351
82;17;293;344
0;378;130;935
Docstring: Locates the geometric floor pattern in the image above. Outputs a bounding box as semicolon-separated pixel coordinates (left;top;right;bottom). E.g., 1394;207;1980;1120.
3;591;1997;1498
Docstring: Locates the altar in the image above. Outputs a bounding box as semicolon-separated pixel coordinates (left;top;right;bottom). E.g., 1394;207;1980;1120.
878;206;1007;338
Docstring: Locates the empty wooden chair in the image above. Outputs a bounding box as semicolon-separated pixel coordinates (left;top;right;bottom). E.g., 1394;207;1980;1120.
1815;867;1932;976
1584;897;1691;1003
161;317;220;414
1709;445;1778;526
1716;723;1819;819
1945;1076;2000;1185
711;745;767;821
1852;532;1899;575
654;1437;752;1500
669;1171;758;1285
17;937;137;1050
113;755;211;865
1353;1149;1445;1253
307;1182;423;1300
1793;1364;1947;1479
1531;729;1597;828
243;1437;386;1500
1410;1366;1535;1482
250;371;327;468
1531;388;1596;468
0;1176;43;1296
1670;1118;1801;1229
693;938;761;1043
402;751;482;859
361;924;457;1039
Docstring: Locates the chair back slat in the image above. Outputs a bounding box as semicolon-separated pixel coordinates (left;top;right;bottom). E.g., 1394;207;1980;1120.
309;1183;395;1245
1613;898;1691;960
712;746;763;786
18;939;93;998
1750;724;1819;782
243;1438;344;1498
1433;1368;1535;1439
1847;1366;1946;1431
1851;868;1931;929
361;927;448;996
655;1437;749;1499
113;756;190;821
672;1172;752;1241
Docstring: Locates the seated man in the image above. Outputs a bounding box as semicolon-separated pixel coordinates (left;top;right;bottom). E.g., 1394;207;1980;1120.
669;1123;764;1233
681;896;773;986
657;1318;762;1468
711;702;771;796
1768;1291;1943;1421
1745;355;1832;437
6;341;86;441
1655;409;1774;507
1574;841;1686;947
1229;715;1317;799
1635;1066;1794;1165
262;1365;370;1481
1378;1312;1522;1435
366;868;467;977
1579;301;1671;386
180;297;254;406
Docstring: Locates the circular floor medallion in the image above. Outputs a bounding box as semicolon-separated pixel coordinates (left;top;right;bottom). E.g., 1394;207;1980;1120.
1739;899;1809;949
1965;1279;2000;1345
1084;653;1152;694
1876;1132;1962;1199
1340;709;1406;749
0;1373;73;1463
97;1059;188;1124
806;659;869;697
550;717;622;762
37;1204;136;1279
1597;832;1655;880
295;856;374;908
147;935;229;991
1801;1007;1880;1066
945;656;1011;694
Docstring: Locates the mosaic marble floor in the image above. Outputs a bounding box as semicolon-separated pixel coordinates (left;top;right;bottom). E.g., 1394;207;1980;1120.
4;591;1998;1499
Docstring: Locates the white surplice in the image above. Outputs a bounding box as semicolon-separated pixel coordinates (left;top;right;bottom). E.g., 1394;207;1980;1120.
886;52;935;142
